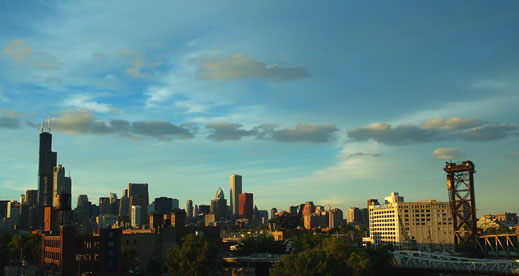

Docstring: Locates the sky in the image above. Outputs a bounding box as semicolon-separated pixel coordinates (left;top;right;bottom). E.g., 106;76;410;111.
0;1;517;216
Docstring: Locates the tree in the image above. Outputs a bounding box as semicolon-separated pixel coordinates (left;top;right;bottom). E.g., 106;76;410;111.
272;235;394;276
235;233;285;256
121;246;138;274
165;233;217;276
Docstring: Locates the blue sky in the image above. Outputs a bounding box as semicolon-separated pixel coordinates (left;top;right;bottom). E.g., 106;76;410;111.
0;1;517;215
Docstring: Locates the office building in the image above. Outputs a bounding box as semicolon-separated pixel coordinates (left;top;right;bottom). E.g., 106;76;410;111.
194;205;199;217
271;208;277;220
347;207;363;225
329;208;344;228
131;205;142;227
118;195;130;222
368;192;454;250
199;205;210;215
238;193;253;219
25;190;38;207
303;202;315;216
186;200;193;218
128;183;149;226
154;197;173;215
38;122;57;207
211;187;228;220
230;174;242;218
172;198;179;210
99;197;110;215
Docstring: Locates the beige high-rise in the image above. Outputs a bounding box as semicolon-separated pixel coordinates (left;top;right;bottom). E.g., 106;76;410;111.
230;174;242;217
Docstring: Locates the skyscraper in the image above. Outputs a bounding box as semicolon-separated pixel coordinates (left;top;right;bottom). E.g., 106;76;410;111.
38;121;57;207
230;174;242;218
238;193;253;219
210;187;227;220
186;200;193;218
52;165;65;207
128;183;149;225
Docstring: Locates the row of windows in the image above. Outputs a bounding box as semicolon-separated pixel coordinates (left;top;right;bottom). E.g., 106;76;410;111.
44;240;60;248
43;251;60;260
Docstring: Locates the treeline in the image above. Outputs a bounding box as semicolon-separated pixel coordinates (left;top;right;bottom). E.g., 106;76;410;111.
0;234;41;273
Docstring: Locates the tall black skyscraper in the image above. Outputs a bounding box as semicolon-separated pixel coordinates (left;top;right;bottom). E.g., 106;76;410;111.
38;120;57;207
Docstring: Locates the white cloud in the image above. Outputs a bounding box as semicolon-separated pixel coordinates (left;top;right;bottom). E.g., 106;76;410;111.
174;100;208;113
432;147;461;160
144;86;175;108
66;95;118;114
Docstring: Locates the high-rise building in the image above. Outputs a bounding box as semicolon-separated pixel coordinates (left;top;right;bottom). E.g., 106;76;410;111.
384;192;404;204
230;174;242;218
131;205;142;228
238;193;253;219
25;190;38;207
271;208;277;219
210;187;227;220
118;195;130;222
0;200;8;219
38;123;57;207
199;205;210;215
186;200;193;218
52;165;66;207
368;192;454;250
7;201;20;226
194;204;199;217
128;183;149;225
347;207;363;225
99;197;110;215
329;208;344;228
289;206;298;215
172;198;179;210
303;202;315;216
154;197;173;215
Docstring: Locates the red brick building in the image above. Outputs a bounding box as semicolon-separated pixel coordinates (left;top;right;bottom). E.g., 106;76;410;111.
41;226;121;275
238;193;253;219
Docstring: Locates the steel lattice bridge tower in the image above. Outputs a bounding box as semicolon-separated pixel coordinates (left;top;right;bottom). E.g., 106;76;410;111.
444;161;477;247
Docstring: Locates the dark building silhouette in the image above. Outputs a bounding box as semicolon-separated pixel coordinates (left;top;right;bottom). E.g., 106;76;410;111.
210;187;227;220
0;200;8;219
128;183;149;226
199;205;210;215
99;197;111;215
38;126;57;208
154;197;173;215
238;193;253;219
25;189;38;207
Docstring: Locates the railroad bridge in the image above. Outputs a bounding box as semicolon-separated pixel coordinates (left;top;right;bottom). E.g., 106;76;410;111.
392;250;519;275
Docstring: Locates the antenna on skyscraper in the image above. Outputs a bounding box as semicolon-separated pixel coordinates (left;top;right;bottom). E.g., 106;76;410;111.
40;113;44;133
48;115;51;132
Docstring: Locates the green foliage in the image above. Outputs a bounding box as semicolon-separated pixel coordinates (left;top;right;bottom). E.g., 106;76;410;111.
146;258;162;276
289;232;325;253
165;233;218;276
272;235;394;276
4;234;41;263
235;233;285;256
121;246;138;274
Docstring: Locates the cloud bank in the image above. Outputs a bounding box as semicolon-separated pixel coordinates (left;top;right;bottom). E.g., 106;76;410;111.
347;117;516;145
206;122;337;143
199;53;309;81
50;109;195;140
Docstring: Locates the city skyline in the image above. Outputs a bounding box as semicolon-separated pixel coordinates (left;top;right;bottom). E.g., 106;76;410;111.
0;1;518;215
